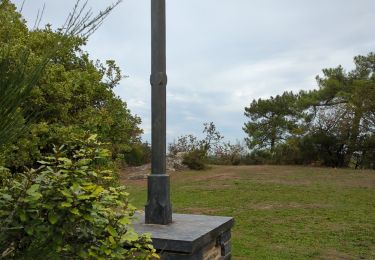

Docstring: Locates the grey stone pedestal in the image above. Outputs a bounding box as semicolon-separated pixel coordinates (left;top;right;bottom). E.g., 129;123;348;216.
134;213;234;260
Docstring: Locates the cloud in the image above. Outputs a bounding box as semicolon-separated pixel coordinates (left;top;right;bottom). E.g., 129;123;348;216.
14;0;375;143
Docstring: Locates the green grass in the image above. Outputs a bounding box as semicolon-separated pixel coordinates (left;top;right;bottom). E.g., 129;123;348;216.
122;165;375;259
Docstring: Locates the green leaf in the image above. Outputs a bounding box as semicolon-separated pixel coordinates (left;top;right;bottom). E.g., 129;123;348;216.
25;226;34;235
58;157;72;165
19;210;27;222
60;202;72;208
118;217;131;225
37;160;51;165
107;225;118;237
48;211;59;224
88;249;98;257
77;158;91;166
77;194;90;200
121;230;138;242
99;150;110;157
2;193;12;201
26;189;42;201
92;186;104;197
88;134;98;141
70;208;80;215
83;214;94;222
60;189;73;198
26;184;39;195
108;236;116;245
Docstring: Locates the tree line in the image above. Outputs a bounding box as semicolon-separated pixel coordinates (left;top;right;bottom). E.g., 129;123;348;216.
244;53;375;169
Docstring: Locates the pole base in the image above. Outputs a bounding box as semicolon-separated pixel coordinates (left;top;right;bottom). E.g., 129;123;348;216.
134;213;234;259
145;174;172;225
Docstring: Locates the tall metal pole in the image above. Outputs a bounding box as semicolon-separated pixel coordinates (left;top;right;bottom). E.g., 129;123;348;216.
145;0;172;225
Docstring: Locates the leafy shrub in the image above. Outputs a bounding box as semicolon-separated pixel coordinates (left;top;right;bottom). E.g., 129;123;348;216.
168;122;223;157
124;142;151;166
182;149;207;170
168;122;224;170
0;1;143;171
242;149;273;165
168;134;199;156
0;136;157;259
273;141;303;165
210;141;246;165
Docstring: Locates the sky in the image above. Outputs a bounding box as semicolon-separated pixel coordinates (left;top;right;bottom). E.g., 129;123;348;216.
14;0;375;143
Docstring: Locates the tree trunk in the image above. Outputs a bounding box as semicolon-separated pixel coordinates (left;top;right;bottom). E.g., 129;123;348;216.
345;108;362;166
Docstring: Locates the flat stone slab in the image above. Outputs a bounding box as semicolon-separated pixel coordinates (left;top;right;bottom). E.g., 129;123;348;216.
133;213;234;253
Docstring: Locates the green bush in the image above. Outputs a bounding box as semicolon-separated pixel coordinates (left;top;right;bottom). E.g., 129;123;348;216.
0;1;143;170
273;141;303;165
242;149;272;165
182;149;207;170
0;136;157;259
124;142;151;167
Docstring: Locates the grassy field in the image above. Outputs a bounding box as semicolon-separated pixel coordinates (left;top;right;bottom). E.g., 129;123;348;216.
121;165;375;259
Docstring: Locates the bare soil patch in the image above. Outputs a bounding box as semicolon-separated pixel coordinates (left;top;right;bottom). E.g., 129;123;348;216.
317;249;357;260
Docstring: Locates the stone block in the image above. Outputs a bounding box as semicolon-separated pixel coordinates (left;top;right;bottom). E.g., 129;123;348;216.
133;213;234;260
218;230;231;244
220;241;231;257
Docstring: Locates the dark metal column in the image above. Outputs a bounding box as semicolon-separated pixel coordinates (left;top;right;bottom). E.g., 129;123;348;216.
145;0;172;225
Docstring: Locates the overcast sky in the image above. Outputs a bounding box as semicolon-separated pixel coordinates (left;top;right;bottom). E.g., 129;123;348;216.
14;0;375;143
